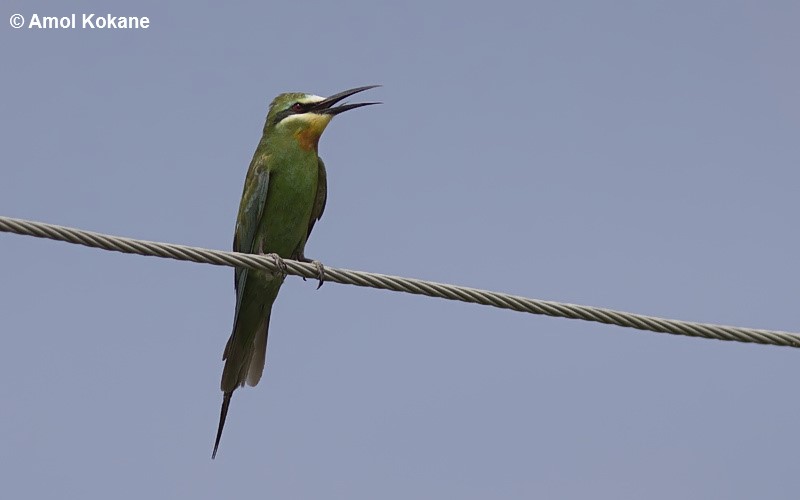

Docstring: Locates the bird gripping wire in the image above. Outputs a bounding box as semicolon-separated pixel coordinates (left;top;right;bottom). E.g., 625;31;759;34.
0;214;798;348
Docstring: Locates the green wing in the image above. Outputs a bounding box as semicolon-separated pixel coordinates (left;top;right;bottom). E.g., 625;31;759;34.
308;157;328;238
231;155;270;334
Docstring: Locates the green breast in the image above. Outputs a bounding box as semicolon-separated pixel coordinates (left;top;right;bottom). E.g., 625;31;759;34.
257;149;318;257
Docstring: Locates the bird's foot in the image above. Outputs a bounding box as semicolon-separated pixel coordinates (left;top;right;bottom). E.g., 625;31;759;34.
263;252;288;277
298;256;326;289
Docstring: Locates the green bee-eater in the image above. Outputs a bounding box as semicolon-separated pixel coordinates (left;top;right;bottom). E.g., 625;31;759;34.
213;86;380;458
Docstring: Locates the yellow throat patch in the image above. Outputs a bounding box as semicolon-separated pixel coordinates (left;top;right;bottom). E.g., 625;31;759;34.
293;114;333;151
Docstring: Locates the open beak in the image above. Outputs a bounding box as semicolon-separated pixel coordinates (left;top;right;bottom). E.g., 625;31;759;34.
309;85;381;116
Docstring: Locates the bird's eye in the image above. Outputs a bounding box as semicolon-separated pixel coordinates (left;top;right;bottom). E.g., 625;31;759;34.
291;102;304;112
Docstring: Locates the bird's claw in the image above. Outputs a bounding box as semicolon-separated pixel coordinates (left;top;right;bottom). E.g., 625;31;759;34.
298;257;326;289
265;253;288;277
311;260;326;289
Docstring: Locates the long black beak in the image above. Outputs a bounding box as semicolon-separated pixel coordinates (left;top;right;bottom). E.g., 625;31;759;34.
310;85;381;116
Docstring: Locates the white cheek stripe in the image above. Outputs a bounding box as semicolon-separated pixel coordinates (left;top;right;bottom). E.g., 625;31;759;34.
277;112;332;129
297;94;324;104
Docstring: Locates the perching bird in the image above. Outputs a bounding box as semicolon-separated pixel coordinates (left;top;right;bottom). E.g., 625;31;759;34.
213;86;380;458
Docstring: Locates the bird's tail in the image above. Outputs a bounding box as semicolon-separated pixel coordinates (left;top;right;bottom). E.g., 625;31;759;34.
212;391;232;459
213;278;280;459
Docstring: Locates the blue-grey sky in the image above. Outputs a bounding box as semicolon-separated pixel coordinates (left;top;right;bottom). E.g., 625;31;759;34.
2;1;799;498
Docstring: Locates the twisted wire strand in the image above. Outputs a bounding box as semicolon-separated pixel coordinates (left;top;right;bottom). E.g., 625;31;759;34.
1;214;798;348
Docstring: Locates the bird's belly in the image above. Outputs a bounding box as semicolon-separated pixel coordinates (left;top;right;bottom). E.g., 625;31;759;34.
257;166;317;258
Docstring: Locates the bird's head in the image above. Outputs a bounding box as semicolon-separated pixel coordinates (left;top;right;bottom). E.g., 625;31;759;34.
264;85;380;151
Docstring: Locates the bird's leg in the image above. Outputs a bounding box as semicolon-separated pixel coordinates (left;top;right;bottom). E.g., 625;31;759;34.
257;242;288;277
268;253;288;277
297;253;326;289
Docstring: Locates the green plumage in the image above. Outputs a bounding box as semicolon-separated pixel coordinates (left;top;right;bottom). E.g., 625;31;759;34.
213;94;327;458
212;85;378;459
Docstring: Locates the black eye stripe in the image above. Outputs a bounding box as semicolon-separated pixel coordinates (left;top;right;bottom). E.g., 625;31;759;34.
275;104;303;124
274;100;318;124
